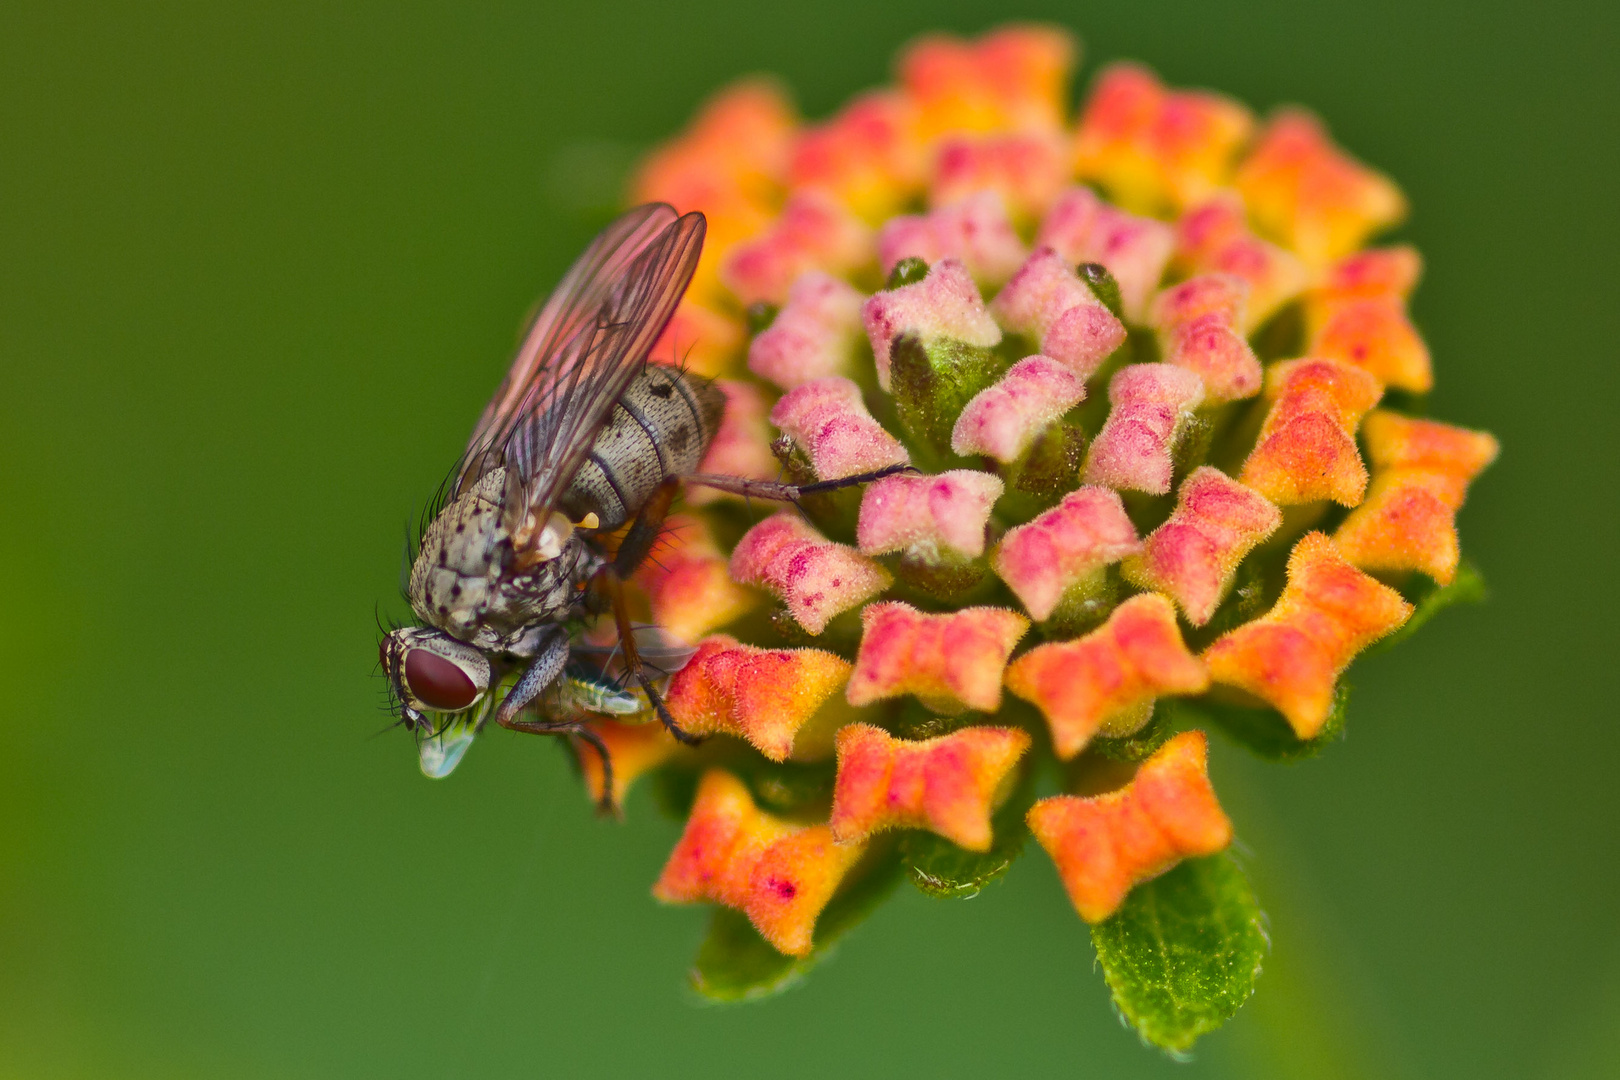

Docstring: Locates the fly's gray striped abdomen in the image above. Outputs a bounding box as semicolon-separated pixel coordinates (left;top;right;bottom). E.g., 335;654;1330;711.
560;366;725;530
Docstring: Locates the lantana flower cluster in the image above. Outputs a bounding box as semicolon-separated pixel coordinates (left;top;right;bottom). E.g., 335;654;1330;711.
551;25;1495;1048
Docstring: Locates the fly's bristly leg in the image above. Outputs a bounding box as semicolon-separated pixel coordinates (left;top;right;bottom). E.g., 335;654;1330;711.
685;462;917;503
613;478;680;579
493;629;570;727
594;565;703;747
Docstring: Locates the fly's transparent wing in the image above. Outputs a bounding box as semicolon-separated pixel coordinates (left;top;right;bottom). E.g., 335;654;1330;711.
455;204;701;498
496;211;704;545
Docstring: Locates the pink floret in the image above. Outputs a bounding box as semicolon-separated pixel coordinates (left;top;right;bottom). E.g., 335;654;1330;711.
856;469;1005;561
1083;364;1206;495
729;513;892;634
993;487;1141;621
951;354;1086;462
861;259;1002;390
1124;467;1281;625
1173;192;1309;330
1150;274;1262;402
930;132;1069;222
1151;273;1248;327
770;376;910;481
877;191;1028;289
1036;186;1175;323
722;189;875;306
990;248;1127;378
747;271;867;390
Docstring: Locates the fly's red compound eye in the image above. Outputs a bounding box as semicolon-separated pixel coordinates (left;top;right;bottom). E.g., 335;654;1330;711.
403;648;478;711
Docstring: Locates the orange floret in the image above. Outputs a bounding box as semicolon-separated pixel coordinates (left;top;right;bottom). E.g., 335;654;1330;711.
846;601;1029;714
1027;730;1232;922
1234;109;1406;268
1073;63;1253;216
1240;357;1383;506
648;298;745;379
1304;246;1432;393
630;79;797;301
829;723;1031;850
1203;532;1413;736
788;90;927;223
575;719;681;810
1333;410;1499;584
1005;594;1209;759
899;24;1076;141
664;635;853;761
653;769;866;956
633;514;759;642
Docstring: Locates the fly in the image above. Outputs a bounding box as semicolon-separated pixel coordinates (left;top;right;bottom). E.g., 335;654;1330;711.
379;203;904;808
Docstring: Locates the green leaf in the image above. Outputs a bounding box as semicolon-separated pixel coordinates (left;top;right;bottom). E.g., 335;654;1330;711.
691;908;802;1002
1091;852;1268;1055
1370;560;1488;654
689;849;903;1003
901;771;1036;899
1168;683;1348;763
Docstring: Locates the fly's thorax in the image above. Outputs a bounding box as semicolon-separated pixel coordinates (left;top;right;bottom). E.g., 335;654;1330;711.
409;469;511;640
559;366;725;530
410;473;602;652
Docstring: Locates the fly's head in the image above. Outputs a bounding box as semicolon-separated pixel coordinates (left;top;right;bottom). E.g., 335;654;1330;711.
379;626;493;733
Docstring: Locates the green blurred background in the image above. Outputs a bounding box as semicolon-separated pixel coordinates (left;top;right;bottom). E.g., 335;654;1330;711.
2;1;1615;1076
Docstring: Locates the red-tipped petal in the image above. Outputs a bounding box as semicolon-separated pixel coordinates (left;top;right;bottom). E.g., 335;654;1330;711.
991;248;1127;378
856;469;1004;561
862;259;1002;390
951;354;1087;463
1123;468;1282;625
1083;363;1207;495
730;514;893;636
769;376;910;481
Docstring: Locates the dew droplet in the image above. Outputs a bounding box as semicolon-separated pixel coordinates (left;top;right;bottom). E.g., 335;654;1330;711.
419;718;477;779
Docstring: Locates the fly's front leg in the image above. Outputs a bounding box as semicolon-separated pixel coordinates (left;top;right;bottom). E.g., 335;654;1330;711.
494;631;618;815
603;570;702;746
493;628;570;727
685;462;916;502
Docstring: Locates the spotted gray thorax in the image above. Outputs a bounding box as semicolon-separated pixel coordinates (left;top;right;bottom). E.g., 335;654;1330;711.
409;468;601;655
